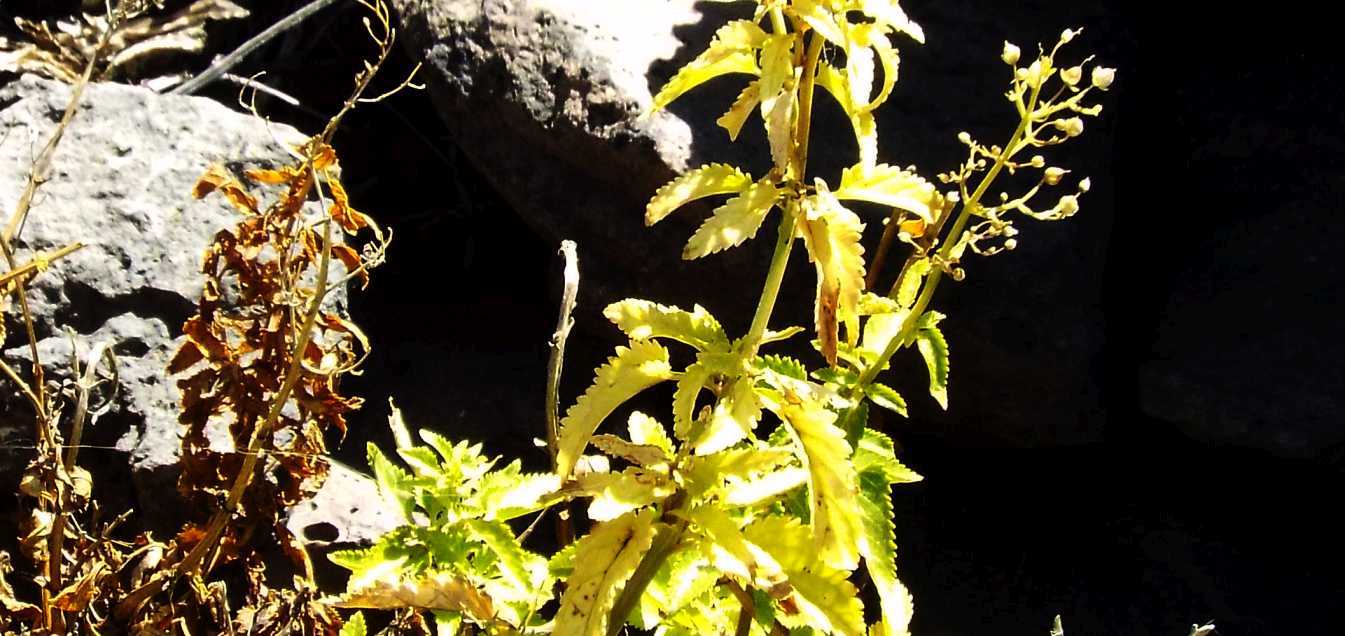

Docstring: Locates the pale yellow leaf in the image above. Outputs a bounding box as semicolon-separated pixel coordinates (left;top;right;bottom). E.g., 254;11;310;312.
651;20;767;112
744;516;866;636
798;185;867;366
683;178;780;259
556;341;674;480
722;466;808;506
565;468;671;521
333;571;495;621
693;375;762;455
836;163;942;224
627;411;674;458
554;509;658;636
590;434;670;469
646;163;753;226
717;80;761;141
603;299;728;351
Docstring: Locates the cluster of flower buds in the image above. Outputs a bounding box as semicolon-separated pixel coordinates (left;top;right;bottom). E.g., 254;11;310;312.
932;28;1113;270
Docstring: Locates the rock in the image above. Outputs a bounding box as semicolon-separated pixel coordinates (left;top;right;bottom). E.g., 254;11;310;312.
285;460;401;549
0;75;346;525
390;0;1120;448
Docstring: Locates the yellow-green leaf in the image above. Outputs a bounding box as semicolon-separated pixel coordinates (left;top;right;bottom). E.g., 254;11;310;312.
815;63;879;166
333;571;495;620
650;20;767;112
894;257;930;309
788;0;846;47
718;80;761;141
556;341;674;480
836;163;942;224
694;376;762;455
646;164;753;226
760;388;863;570
798;185;867;367
565;468;672;521
627;411;674;459
683;445;796;501
744;516;866;636
554;509;658;636
686;506;784;585
722;466;808;506
914;312;949;409
683;178;780;259
604;299;729;351
673;363;711;441
590;434;670;469
865;383;908;417
858;0;925;43
340;611;367;636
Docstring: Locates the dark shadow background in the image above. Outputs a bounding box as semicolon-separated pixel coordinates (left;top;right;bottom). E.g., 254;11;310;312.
3;1;1343;634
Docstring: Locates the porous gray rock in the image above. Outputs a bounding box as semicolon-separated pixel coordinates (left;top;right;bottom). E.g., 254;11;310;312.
0;75;357;526
390;0;1121;448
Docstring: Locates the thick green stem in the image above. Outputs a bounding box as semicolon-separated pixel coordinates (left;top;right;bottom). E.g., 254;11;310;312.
742;205;798;357
605;523;687;636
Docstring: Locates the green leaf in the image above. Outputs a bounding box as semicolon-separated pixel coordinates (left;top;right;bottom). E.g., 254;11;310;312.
646;164;754;226
858;471;913;636
865;383;908;417
478;467;560;521
687;506;784;586
836;163;942;224
798;185;867;367
554;509;658;636
717;81;761;141
340;611;367;636
893;258;930;309
683;446;795;501
650;20;766;112
432;611;462;636
756;354;808;381
914;312;949;410
462;519;535;593
855;429;923;485
604;299;729;351
683;178;780;259
367;443;414;523
556;341;674;480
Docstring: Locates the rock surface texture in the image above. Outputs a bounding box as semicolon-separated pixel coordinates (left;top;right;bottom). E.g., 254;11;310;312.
0;76;375;530
390;0;1121;449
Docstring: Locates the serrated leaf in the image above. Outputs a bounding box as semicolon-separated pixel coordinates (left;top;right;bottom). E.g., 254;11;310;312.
340;611;367;636
858;470;913;636
433;611;462;636
687;506;784;585
591;434;670;468
854;430;923;485
836;164;942;224
604;299;729;351
865;383;908;417
718;80;761;141
756;354;808;380
858;0;925;43
554;509;658;636
481;469;560;521
894;258;930;309
695;376;762;455
684;446;796;500
636;544;716;629
860;292;903;316
759;390;863;570
673;364;711;441
815;62;879;167
564;468;671;521
847;23;902;113
722;466;808;506
760;325;807;344
683;178;780;259
368;443;414;522
646;164;754;226
332;570;495;620
651;20;767;112
556;341;674;480
627;411;675;458
798;185;867;367
788;0;846;47
462;519;534;593
914;313;949;410
397;446;443;478
744;516;865;636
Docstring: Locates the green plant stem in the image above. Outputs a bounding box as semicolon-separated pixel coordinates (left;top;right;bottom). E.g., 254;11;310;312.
742;32;825;357
605;522;687;636
849;82;1044;399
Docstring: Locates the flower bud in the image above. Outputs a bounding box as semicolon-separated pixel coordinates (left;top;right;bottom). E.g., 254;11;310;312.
1044;167;1066;185
1060;28;1077;44
1091;66;1116;90
1057;195;1079;217
1053;117;1085;137
1026;60;1043;86
958;131;972;144
1078;177;1092;193
1002;41;1021;65
1030;155;1046;168
1004;238;1018;251
1061;65;1083;86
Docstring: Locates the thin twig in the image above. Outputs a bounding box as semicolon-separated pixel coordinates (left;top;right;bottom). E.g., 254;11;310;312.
168;0;347;96
546;240;579;546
